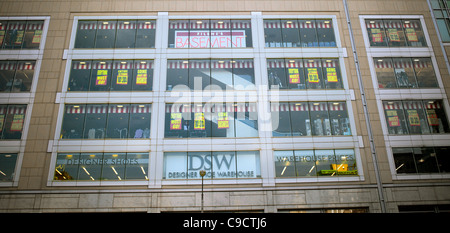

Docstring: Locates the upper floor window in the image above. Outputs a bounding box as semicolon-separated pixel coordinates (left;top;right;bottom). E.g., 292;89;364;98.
0;105;27;140
168;19;252;48
365;19;427;47
68;60;153;92
74;20;156;49
264;19;336;48
374;57;438;88
430;0;450;42
0;60;35;92
0;20;44;50
0;153;17;182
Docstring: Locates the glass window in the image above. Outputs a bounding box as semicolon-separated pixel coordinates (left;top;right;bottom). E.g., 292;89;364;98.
304;59;324;89
403;19;427;46
189;60;211;91
413;58;439;88
212;103;235;138
393;147;417;174
423;100;450;134
136;20;156;48
383;101;409;135
392;58;417;88
309;102;331;136
60;104;86;139
294;150;316;177
111;60;133;91
210;59;233;90
2;105;27;139
235;103;258;137
271;102;292;137
129;104;151;139
167;60;189;90
322;59;343;89
115;20;136;49
290;102;311;136
384;19;407;47
374;58;396;88
101;153;126;181
54;153;80;180
163;152;188;179
106;104;130;139
334;149;358;175
315;150;336;176
281;19;301;47
13;61;35;92
132;60;153;91
75;21;97;48
188;152;212;179
0;153;17;182
83;104;107;139
316;20;336;47
189;20;210;48
190;103;211;138
125;153;149;180
77;153;103;181
328;102;351;136
286;59;306;89
231;19;252;47
22;21;44;49
3;21;26;49
210;20;231;48
413;147;440;173
0;60;17;92
264;20;282;47
89;60;112;91
435;147;450;173
436;19;450;42
95;21;116;49
165;104;189;138
169;20;189;48
299;20;318;47
365;19;387;47
232;59;255;90
212;151;236;178
267;59;288;89
236;151;261;178
68;60;92;91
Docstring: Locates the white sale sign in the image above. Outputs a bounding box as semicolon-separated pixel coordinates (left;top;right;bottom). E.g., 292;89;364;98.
174;30;246;48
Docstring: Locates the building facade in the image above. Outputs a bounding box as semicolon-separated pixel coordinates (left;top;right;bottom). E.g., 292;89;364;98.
0;0;449;213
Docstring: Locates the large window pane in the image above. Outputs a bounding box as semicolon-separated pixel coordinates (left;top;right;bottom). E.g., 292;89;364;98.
393;147;417;174
423;100;450;133
294;150;316;177
105;104;130;139
309;102;331;136
115;20;136;49
190;103;211;138
163;152;187;179
304;59;324;89
402;101;430;134
68;60;91;91
383;101;409;135
95;21;116;49
413;147;439;173
212;103;235;138
315;150;336;176
210;59;233;90
212;151;236;178
54;153;79;180
235;103;258;137
2;105;27;139
322;59;342;89
271;102;292;137
403;19;427;46
436;19;450;42
0;21;7;48
299;20;318;47
267;59;288;89
392;58;417;88
189;60;211;90
290;102;311;136
169;20;189;48
316;19;336;47
374;58;396;88
232;59;255;90
334;149;358;176
89;60;112;91
165;104;188;138
328;102;351;136
167;60;189;90
413;58;438;88
22;21;44;49
3;21;26;49
77;153;102;180
236;151;260;178
125;153;149;180
210;20;231;48
0;153;17;182
111;60;133;91
13;61;35;92
132;60;153;91
136;20;156;48
101;153;126;181
231;19;252;47
264;20;282;47
286;59;306;89
365;19;387;47
75;21;96;48
60;105;86;139
129;104;151;139
83;104;107;139
281;19;300;47
385;19;407;47
274;150;296;177
435;147;450;173
0;60;17;92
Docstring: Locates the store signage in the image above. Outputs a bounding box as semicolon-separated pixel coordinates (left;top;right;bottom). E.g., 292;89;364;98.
10;114;24;131
307;68;319;83
326;68;338;82
371;28;383;42
116;70;128;85
405;28;418;42
60;158;142;166
288;68;300;84
96;70;108;85
386;110;400;127
426;109;439;126
170;113;182;130
136;69;148;85
174;30;246;48
407;110;420;126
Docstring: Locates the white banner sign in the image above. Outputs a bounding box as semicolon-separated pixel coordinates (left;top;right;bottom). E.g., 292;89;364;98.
174;30;246;48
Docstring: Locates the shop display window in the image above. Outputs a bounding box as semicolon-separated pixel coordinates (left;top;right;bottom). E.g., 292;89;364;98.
271;101;350;137
393;146;450;174
275;149;357;178
0;60;35;92
365;19;427;47
0;153;17;182
374;57;438;89
166;59;255;91
0;20;44;49
264;19;336;48
168;19;252;48
0;105;27;140
74;20;156;49
383;100;450;135
54;152;149;181
60;104;151;139
163;151;260;179
68;60;153;92
165;103;257;138
267;58;343;90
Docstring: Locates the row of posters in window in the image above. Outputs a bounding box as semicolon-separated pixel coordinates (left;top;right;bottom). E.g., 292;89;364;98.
0;105;27;140
0;20;44;50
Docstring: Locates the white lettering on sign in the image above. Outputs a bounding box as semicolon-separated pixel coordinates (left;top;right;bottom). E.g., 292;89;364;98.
175;30;246;48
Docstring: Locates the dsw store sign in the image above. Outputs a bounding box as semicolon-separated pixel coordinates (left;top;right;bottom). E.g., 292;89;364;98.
164;151;260;179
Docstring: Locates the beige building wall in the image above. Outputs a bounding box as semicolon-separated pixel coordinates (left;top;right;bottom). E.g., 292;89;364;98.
0;0;449;213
